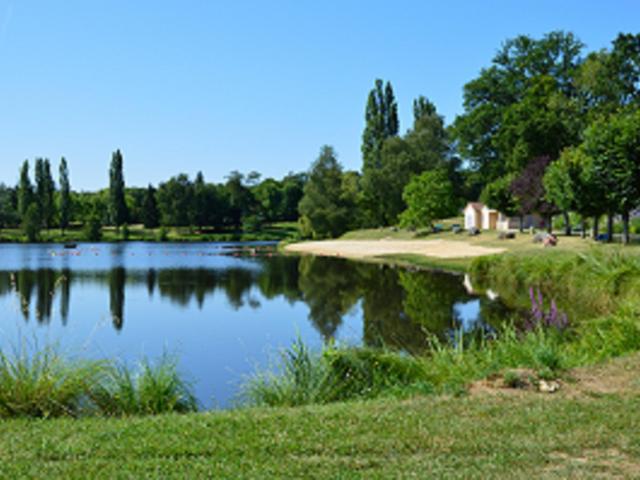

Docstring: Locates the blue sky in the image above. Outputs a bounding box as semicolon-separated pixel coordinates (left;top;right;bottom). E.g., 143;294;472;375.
0;1;638;190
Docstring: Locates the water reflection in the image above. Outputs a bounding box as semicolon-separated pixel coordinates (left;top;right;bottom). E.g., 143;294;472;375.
0;255;513;352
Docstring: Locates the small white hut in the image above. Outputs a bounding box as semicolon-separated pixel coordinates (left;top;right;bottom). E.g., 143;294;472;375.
464;202;545;231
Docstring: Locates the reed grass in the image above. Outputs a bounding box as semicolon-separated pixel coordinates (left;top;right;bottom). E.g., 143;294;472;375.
0;344;106;418
0;345;197;418
92;355;198;416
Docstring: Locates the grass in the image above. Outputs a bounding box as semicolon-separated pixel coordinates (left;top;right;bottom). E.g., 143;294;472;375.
0;345;106;418
241;316;640;409
0;345;197;418
0;221;299;244
1;353;640;478
469;247;640;317
91;355;198;416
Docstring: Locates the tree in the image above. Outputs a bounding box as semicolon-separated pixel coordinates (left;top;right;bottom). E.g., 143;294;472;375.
193;172;209;229
224;171;255;228
156;174;194;227
298;146;356;238
543;154;576;235
480;174;518;219
17;160;33;219
35;158;56;229
0;184;18;228
399;169;458;229
59;158;71;232
142;184;160;229
22;203;41;242
453;31;584;187
510;156;557;232
84;199;103;241
545;146;603;238
280;172;306;221
582;110;640;244
361;79;399;226
109;149;128;228
254;178;283;222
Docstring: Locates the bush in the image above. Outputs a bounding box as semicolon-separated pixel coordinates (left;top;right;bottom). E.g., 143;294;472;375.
242;214;263;233
84;214;102;241
156;226;169;242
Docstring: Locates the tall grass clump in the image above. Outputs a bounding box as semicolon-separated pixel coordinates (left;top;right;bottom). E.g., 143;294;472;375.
240;338;332;407
0;345;106;418
92;355;197;416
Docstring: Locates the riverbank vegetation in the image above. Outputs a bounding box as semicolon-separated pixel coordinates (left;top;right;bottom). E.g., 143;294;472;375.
0;346;197;418
2;352;640;478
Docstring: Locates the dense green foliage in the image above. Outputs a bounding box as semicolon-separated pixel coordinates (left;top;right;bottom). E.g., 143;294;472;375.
298;146;357;238
399;169;457;228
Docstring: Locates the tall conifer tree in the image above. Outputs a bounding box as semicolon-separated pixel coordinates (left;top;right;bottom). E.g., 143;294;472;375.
17;160;33;219
109;149;128;228
361;79;399;226
59;157;71;232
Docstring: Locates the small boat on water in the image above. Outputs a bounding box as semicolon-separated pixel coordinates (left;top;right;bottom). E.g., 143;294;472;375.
63;243;78;249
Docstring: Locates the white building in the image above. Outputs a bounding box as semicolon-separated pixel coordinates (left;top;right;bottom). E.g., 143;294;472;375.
464;202;545;231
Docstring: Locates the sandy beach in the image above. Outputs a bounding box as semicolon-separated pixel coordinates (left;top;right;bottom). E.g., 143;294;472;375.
284;239;505;260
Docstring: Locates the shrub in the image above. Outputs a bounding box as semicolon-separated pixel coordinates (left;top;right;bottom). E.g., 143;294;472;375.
84;213;102;241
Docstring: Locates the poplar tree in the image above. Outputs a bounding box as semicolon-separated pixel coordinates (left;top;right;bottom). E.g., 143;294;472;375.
109;149;128;228
35;158;55;229
361;79;399;226
59;157;71;232
17;160;33;218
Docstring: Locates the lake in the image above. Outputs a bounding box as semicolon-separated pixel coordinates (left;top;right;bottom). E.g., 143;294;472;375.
0;242;514;407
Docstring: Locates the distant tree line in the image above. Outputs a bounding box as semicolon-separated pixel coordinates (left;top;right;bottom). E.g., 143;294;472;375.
0;150;306;240
299;31;640;241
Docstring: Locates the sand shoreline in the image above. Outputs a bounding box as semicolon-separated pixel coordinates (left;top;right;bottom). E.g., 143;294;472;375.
284;239;504;260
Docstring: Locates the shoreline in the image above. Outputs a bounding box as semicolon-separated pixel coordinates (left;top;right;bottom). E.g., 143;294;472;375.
284;238;505;262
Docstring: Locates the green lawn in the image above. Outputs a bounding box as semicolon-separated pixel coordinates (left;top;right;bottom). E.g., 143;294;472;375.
1;354;639;478
0;222;299;243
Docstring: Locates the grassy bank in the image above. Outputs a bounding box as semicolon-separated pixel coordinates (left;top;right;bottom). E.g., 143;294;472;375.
1;353;639;478
0;222;299;244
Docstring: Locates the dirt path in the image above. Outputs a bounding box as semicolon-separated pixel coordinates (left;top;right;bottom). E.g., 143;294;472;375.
285;239;505;259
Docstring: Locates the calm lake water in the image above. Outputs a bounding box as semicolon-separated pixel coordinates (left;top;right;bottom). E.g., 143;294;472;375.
0;242;514;407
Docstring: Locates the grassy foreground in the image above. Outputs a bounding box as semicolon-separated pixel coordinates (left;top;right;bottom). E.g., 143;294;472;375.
1;354;639;478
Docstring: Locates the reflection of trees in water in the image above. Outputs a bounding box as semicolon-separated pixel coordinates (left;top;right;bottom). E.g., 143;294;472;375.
60;269;71;325
255;255;302;304
146;269;156;297
0;258;514;341
399;270;472;342
109;267;125;331
360;265;428;353
297;256;361;341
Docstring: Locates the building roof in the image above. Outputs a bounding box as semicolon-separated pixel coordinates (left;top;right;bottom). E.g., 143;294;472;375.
466;202;484;212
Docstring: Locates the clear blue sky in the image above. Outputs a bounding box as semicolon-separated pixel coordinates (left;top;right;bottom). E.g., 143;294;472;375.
0;0;638;190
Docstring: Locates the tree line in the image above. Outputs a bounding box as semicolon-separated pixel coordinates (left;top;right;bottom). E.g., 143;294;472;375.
299;31;640;242
0;150;306;240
